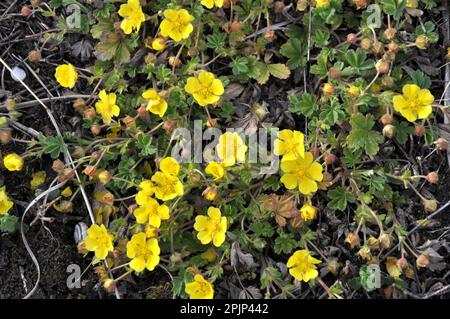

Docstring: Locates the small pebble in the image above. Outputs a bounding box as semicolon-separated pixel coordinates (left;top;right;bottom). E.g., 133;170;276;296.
11;66;26;82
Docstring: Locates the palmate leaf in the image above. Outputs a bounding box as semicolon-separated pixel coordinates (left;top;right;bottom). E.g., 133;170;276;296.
327;187;356;211
382;0;407;20
38;134;68;159
347;114;383;157
280;37;308;70
255;63;290;85
94;32;131;65
289;92;317;117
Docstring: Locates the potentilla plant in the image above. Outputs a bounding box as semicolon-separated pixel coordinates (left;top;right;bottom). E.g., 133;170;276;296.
1;0;449;299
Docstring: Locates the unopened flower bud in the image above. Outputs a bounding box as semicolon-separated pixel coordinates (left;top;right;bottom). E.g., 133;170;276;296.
379;233;392;249
274;1;285;12
345;233;360;249
163;120;175;133
328;67;341;80
83;107;96;120
230;21;243;32
415;35;429;49
91;124;101;135
376;60;390;74
360;38;372;50
372;42;384;55
422;198;438;212
72;98;85;113
168;56;181;67
83;165;97;177
21;6;31;17
52;159;64;173
353;0;367;9
384;28;397;40
5;98;16;111
145;53;156;64
202;187;217;201
28;50;41;63
0;129;12;144
170;252;183;264
396;257;408;270
414;125;425;137
387;42;399;53
264;31;275;41
322;83;335;96
435;137;448;151
416;254;429;268
426;172;439;184
383;124;396;139
59;168;75;182
347;33;358;45
123;115;136;128
380;114;393;125
98;170;111;184
324;153;337;165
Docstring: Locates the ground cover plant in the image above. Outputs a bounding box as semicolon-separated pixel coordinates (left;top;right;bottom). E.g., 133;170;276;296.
0;0;450;299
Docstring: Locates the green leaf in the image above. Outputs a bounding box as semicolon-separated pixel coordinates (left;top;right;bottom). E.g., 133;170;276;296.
280;37;307;69
289;92;317;117
347;114;384;157
94;32;131;65
382;0;407;20
39;134;68;159
230;57;249;75
327;187;356;211
409;70;432;89
274;230;297;254
0;215;19;233
255;63;291;84
345;49;374;75
207;32;227;50
135;134;157;157
91;18;114;39
319;97;345;126
395;121;413;145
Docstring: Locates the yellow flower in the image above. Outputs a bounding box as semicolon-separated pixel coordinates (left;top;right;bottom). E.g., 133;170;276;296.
95;90;120;124
315;0;330;8
151;172;184;201
287;250;321;282
393;84;434;122
184;71;224;106
152;37;166;51
202;187;217;201
145;224;159;238
185;274;214;299
118;0;145;34
216;132;247;167
159;9;194;42
30;171;46;189
55;64;78;89
3;153;24;171
273;129;305;160
194;207;227;247
205;161;226;180
61;186;73;197
300;204;317;221
133;197;170;228
406;0;418;8
84;224;114;260
280;152;323;195
142;89;168;117
0;187;13;216
126;232;160;272
159;157;180;176
201;0;223;9
347;85;360;96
